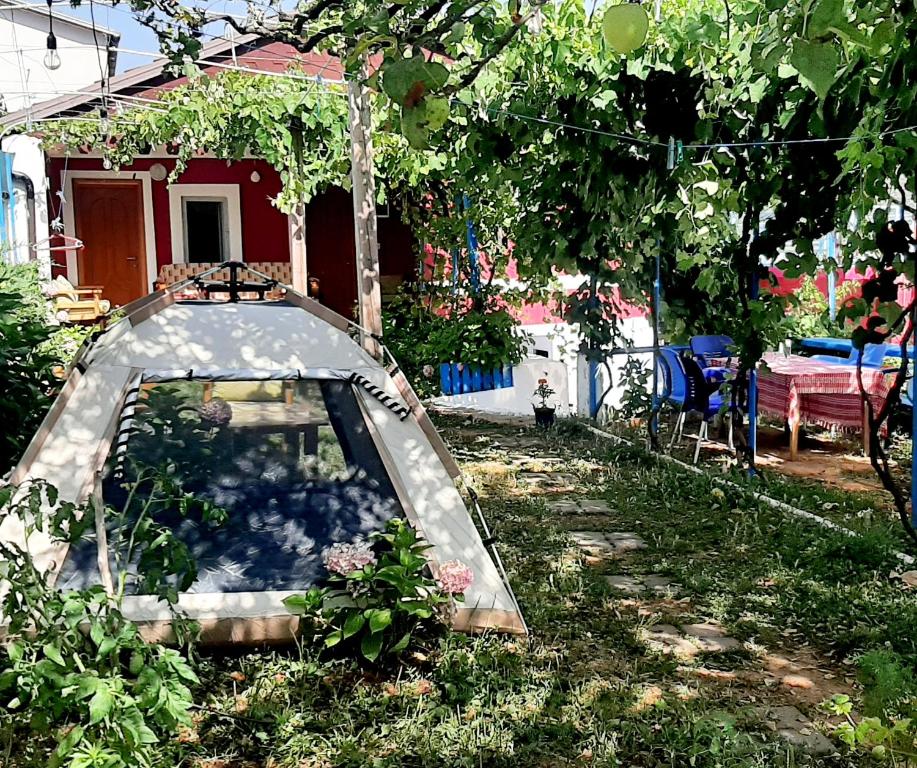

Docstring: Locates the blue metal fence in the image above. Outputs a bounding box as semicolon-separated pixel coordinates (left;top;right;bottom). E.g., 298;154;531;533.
440;363;514;395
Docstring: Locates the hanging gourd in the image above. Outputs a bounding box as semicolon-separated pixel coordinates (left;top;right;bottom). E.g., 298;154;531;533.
602;3;649;55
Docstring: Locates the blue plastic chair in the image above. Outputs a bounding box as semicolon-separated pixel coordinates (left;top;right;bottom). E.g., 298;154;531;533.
658;347;688;407
676;353;740;463
811;343;888;368
690;335;734;366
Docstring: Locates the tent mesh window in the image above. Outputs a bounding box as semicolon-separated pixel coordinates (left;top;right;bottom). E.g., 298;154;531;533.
58;379;403;594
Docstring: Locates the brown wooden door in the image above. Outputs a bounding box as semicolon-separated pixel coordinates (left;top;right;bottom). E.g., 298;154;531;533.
73;180;147;307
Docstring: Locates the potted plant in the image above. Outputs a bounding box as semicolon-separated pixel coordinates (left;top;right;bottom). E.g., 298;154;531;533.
532;378;556;428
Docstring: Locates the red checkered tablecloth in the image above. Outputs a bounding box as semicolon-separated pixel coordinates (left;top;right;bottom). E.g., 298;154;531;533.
756;353;893;432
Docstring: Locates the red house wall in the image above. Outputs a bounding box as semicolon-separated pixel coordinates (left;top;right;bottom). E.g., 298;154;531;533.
47;156;418;317
48;156;290;269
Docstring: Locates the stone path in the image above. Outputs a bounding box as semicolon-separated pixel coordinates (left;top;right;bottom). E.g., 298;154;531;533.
759;706;836;756
455;436;851;761
604;573;679;596
518;471;579;489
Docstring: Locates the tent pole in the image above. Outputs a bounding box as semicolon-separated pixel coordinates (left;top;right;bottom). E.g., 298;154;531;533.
912;301;917;530
747;266;759;471
827;232;838;321
650;244;661;440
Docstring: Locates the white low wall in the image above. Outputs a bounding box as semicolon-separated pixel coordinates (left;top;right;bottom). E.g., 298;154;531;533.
431;357;571;417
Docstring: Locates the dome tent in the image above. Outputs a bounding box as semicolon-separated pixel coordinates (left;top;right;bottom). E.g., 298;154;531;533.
1;264;525;642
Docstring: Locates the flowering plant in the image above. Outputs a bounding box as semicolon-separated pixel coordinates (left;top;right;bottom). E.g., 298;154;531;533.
284;519;466;665
533;378;556;409
198;398;233;426
323;541;377;575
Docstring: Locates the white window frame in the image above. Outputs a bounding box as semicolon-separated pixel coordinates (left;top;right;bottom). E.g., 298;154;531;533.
168;183;243;263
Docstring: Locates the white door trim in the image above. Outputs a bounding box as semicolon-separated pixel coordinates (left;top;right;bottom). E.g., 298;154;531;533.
61;170;157;292
167;183;243;264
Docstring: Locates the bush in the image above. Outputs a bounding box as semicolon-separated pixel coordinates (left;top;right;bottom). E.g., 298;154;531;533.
0;478;203;768
0;263;92;473
382;285;528;398
283;519;472;665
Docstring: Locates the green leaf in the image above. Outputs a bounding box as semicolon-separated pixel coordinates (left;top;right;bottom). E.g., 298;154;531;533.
381;57;449;107
390;631;412;654
790;39;839;101
88;687;114;724
367;608;393;633
808;0;844;38
342;611;366;639
49;725;84;768
325;630;344;648
42;642;66;667
361;631;383;662
7;641;24;663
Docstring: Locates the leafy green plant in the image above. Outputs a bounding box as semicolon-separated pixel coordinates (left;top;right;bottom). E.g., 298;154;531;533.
283;519;467;664
823;693;915;762
383;284;529;397
0;479;201;768
0;263;93;474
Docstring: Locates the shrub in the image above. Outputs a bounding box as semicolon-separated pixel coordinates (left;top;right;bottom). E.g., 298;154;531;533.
283;519;471;665
382;284;529;398
0;478;203;768
0;263;92;473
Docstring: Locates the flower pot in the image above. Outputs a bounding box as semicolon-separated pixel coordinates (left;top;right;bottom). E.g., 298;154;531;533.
533;406;556;428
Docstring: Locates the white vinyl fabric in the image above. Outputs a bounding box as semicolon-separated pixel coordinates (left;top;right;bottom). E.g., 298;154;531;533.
358;391;518;614
0;366;136;576
89;303;381;376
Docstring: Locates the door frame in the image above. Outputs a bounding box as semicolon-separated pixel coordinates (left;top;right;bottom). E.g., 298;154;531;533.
62;170;157;290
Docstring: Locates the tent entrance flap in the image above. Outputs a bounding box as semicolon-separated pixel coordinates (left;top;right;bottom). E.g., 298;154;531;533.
58;378;403;595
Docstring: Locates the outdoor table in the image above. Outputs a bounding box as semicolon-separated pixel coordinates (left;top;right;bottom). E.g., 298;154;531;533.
756;353;893;460
798;337;916;359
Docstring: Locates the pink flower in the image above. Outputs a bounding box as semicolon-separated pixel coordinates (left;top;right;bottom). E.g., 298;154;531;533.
323;541;377;576
436;560;474;595
199;398;232;425
422;364;435;379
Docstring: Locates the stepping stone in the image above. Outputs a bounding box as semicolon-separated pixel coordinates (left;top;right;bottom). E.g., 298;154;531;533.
760;706;835;756
640;624;700;658
642;575;679;593
681;623;742;653
605;574;679;596
605;533;648;554
570;531;617;557
570;531;647;557
640;622;742;659
519;472;578;488
605;575;645;594
548;498;612;515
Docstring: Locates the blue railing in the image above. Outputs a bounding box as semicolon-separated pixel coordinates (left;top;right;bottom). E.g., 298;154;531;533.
440;363;514;395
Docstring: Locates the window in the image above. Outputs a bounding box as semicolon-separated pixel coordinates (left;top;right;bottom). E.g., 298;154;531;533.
168;184;242;263
183;198;228;263
58;379;403;595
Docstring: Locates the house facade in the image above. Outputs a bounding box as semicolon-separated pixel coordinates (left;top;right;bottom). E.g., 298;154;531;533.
2;35;416;318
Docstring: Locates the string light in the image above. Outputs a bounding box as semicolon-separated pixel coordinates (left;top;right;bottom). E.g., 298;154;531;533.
42;0;60;70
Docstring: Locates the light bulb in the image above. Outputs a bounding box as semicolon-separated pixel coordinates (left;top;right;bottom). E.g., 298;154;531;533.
44;34;60;70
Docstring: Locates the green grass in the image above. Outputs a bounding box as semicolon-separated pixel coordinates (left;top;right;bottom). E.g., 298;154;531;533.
128;415;914;768
12;416;911;767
